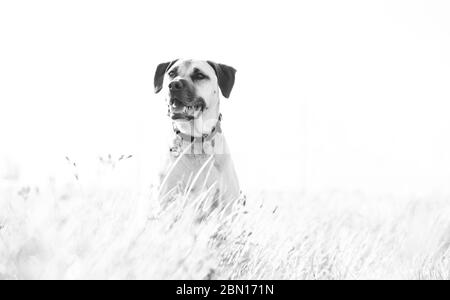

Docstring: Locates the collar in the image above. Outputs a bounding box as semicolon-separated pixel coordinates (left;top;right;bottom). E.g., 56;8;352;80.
173;114;222;143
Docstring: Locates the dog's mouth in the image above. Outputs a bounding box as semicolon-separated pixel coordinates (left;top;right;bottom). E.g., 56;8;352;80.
169;98;206;121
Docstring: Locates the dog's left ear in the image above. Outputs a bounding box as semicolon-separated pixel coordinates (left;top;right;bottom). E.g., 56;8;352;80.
207;61;236;98
154;60;178;93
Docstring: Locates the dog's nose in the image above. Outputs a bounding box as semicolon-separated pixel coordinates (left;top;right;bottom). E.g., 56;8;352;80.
169;80;185;91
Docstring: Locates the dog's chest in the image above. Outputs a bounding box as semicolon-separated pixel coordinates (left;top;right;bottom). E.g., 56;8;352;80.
169;153;222;177
163;133;230;184
159;129;239;201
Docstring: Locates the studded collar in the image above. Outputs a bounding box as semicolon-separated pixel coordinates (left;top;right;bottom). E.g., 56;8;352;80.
173;114;222;144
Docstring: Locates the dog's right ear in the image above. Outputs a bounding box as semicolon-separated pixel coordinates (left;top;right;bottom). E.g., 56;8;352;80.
154;60;178;94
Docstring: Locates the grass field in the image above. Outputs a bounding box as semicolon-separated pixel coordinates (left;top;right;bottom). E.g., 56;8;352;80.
0;160;449;280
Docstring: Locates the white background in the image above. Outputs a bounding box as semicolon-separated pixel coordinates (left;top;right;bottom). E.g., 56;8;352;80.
1;0;450;194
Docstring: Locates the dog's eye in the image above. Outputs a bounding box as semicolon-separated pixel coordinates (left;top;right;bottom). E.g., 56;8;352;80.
168;70;176;78
193;73;207;80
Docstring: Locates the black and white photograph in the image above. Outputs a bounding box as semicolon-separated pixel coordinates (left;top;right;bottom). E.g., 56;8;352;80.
0;0;449;282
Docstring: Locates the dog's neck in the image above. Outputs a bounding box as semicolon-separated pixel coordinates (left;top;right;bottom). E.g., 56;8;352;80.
172;113;222;142
172;104;221;138
169;114;225;157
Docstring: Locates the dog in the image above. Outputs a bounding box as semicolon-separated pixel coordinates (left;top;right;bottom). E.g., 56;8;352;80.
154;59;240;212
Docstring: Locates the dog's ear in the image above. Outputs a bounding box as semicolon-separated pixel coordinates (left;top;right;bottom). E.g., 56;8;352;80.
207;61;236;98
154;60;178;94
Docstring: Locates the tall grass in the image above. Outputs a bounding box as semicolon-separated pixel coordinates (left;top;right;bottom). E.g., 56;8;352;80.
0;157;449;279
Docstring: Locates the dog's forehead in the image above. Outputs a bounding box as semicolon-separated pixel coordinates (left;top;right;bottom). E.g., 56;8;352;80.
172;59;215;77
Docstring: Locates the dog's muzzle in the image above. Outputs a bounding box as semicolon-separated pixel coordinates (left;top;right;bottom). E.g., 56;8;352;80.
168;79;206;121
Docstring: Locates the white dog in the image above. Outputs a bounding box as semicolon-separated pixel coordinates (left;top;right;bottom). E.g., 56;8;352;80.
154;59;240;210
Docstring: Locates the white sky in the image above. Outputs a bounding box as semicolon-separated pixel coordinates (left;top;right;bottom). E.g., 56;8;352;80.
1;0;450;194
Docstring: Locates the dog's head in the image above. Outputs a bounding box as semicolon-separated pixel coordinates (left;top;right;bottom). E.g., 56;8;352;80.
154;59;236;123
